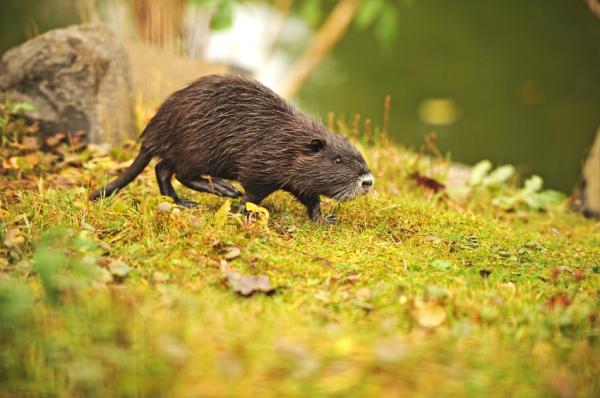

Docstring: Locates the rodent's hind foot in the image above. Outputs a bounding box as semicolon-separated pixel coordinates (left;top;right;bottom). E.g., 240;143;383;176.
178;177;242;198
212;179;242;198
175;198;198;208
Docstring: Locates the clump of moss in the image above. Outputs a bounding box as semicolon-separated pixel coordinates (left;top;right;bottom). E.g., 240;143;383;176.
0;107;598;397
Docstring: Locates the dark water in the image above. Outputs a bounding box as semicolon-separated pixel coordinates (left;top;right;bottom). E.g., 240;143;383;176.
2;1;599;192
296;0;600;192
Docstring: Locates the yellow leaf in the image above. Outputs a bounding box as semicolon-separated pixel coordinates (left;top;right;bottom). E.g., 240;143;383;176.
214;199;231;227
245;202;269;225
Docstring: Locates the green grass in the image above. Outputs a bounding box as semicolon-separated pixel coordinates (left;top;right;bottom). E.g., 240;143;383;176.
1;134;599;397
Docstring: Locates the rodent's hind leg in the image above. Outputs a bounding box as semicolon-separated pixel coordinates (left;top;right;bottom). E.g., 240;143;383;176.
293;192;336;224
177;176;242;198
155;160;197;208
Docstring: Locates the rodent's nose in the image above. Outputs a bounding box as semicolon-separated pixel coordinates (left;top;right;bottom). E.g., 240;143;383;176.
362;178;373;187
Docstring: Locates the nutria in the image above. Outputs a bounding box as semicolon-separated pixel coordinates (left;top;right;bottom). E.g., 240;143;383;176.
90;74;373;222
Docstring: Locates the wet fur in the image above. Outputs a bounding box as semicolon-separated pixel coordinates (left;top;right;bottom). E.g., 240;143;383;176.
91;75;372;221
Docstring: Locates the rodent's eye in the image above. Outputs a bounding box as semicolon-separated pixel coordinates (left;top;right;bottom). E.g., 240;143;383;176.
333;157;342;165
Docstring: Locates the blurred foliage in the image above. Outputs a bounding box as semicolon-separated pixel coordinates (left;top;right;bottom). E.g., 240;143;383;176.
298;0;409;45
187;0;238;30
187;0;410;44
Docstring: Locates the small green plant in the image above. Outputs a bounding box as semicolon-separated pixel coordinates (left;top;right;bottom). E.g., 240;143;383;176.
468;159;515;188
492;174;566;211
468;160;565;211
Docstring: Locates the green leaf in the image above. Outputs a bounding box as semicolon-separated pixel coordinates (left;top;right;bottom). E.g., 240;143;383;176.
355;0;385;30
522;175;543;195
375;5;399;45
11;102;34;113
523;190;565;210
482;164;514;187
469;160;492;186
300;0;323;27
430;260;451;270
492;195;518;209
210;1;234;31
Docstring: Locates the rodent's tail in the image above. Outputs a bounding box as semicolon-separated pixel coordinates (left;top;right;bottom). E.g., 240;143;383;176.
89;150;153;200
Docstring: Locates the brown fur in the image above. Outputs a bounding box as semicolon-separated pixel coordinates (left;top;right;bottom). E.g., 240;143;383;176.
91;74;373;222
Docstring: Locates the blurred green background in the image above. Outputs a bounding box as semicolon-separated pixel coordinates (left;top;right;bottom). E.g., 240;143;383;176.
2;0;599;192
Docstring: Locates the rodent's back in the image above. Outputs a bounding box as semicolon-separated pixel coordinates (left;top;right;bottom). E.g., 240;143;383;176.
140;75;300;180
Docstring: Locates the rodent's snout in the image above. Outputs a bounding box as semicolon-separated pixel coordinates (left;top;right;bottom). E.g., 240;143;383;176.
358;173;375;193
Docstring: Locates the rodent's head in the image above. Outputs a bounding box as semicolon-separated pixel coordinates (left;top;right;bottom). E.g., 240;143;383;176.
289;128;374;201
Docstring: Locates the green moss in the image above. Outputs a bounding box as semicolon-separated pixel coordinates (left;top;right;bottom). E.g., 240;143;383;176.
0;139;599;397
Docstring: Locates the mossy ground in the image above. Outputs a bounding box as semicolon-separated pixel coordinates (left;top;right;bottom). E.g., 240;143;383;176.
1;128;599;397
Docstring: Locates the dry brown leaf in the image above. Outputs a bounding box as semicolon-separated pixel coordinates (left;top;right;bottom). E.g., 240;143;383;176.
46;133;66;147
546;294;571;309
25;153;40;166
3;228;25;248
223;246;241;260
221;263;275;296
26;121;40;134
412;298;447;329
22;136;39;151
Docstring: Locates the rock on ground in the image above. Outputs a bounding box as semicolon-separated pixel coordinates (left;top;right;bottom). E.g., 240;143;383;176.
0;23;135;145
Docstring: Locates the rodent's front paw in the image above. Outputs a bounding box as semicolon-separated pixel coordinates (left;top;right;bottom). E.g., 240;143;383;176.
321;214;338;224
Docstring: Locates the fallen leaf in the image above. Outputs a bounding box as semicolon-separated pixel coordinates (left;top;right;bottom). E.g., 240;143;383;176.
153;271;170;283
225;270;275;296
21;136;39;151
430;259;451;270
214;199;231;227
223;246;241;260
26;121;40;134
3;228;25;248
108;260;131;278
157;202;173;213
189;215;202;227
25;153;40;167
573;270;586;282
96;267;113;283
546;294;571;309
410;171;445;193
244;202;269;224
356;287;371;301
412;298;447;329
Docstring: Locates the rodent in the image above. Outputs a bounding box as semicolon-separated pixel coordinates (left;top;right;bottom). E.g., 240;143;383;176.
90;74;374;222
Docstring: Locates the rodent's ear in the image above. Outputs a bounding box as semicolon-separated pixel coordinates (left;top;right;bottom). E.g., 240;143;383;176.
305;138;325;154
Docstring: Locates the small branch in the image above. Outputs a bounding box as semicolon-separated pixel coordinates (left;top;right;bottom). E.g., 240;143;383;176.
586;0;600;18
279;0;361;98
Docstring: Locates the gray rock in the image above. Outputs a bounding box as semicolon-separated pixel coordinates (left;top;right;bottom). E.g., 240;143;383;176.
0;23;135;144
